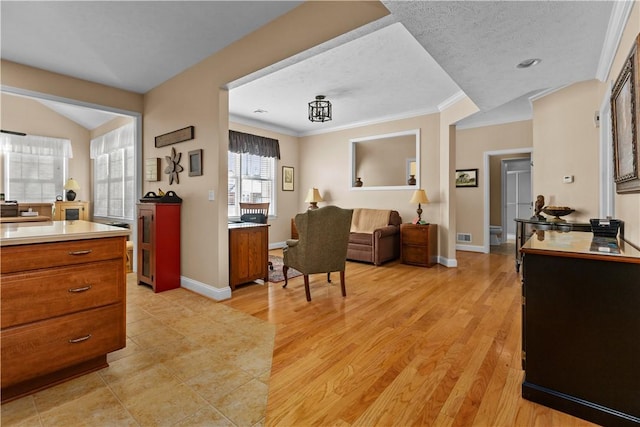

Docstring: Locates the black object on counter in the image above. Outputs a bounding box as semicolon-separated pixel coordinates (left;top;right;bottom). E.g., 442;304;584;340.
139;191;182;203
590;218;621;237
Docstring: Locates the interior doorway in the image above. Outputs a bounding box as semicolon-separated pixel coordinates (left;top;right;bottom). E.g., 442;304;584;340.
483;148;533;254
502;158;532;240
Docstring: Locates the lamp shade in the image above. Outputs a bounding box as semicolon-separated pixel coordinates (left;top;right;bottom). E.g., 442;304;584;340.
64;178;80;191
409;189;429;204
304;188;324;203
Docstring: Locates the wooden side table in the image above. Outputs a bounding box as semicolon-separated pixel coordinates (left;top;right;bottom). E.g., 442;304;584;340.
400;223;437;267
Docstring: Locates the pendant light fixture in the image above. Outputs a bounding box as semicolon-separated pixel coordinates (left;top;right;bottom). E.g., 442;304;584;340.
308;95;332;122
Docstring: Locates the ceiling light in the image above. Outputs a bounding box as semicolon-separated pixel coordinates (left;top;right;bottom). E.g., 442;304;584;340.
308;95;332;123
517;58;541;69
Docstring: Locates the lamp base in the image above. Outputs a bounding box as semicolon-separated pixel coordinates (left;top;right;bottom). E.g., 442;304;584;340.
416;203;423;222
66;190;76;201
408;175;416;185
308;202;319;210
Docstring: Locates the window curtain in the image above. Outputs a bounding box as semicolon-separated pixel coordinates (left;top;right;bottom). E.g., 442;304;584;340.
229;130;280;159
0;133;73;158
90;122;134;159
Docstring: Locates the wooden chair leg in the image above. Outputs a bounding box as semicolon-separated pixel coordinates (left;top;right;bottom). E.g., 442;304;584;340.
282;265;289;288
304;275;311;301
340;271;346;297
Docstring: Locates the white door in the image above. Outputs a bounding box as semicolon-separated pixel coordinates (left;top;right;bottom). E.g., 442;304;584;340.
504;159;532;238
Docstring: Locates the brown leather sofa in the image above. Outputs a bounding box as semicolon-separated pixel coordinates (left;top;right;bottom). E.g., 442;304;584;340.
347;209;402;265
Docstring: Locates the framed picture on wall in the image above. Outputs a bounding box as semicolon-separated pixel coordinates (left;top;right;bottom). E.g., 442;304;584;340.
188;149;202;177
456;168;478;188
282;166;294;191
611;33;640;193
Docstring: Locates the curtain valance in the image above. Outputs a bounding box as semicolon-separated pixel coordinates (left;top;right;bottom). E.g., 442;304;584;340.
90;122;134;159
229;130;280;159
0;133;73;158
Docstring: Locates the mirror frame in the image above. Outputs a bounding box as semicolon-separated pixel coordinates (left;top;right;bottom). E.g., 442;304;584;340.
349;128;420;190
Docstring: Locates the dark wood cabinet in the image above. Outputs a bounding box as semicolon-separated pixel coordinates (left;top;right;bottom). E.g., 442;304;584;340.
137;202;180;293
400;223;437;267
229;222;268;290
521;231;640;426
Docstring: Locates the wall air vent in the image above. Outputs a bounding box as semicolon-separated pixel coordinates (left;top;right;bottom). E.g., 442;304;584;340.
457;233;472;243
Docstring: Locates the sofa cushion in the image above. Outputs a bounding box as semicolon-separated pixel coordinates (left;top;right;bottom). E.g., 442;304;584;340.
350;208;391;233
349;232;373;245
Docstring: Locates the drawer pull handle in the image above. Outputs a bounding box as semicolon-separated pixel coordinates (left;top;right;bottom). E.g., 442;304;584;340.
68;250;92;256
68;334;92;344
68;285;92;293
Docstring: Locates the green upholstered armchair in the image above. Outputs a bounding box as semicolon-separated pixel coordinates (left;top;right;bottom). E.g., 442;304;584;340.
283;206;353;301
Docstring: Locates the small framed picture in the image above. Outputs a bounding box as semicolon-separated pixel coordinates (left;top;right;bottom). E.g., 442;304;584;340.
188;149;202;177
282;166;294;191
456;168;478;187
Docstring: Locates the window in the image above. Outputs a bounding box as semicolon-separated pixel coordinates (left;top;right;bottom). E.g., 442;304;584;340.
90;123;135;220
1;133;71;202
228;152;275;218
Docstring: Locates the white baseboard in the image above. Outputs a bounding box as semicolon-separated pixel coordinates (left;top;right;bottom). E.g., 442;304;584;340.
438;256;457;267
181;276;231;301
456;244;486;253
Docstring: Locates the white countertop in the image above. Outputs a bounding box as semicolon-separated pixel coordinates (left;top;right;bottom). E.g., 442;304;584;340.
0;220;130;246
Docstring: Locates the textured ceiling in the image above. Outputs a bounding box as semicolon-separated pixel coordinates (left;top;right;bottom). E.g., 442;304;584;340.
0;1;622;133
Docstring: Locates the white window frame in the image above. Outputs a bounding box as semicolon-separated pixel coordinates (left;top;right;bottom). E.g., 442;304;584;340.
91;123;135;221
227;151;276;219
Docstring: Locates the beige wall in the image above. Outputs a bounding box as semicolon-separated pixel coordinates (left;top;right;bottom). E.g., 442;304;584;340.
140;1;389;291
456;120;533;247
1;60;144;114
0;93;92;202
298;114;441;226
440;97;479;261
532;80;602;224
608;2;640;246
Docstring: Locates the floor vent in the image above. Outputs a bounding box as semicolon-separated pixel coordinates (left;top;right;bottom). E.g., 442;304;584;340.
457;233;472;243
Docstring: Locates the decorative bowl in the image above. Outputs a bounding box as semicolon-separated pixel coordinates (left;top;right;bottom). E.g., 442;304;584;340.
542;206;574;222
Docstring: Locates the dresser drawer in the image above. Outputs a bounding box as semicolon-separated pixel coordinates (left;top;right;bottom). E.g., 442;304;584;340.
402;227;430;245
402;245;429;265
1;259;124;328
1;303;125;388
1;237;124;274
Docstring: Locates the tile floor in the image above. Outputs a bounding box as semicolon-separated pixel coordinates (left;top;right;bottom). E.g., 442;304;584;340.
1;274;275;427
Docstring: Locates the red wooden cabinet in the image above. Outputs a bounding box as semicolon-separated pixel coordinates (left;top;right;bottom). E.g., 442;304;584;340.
137;203;180;292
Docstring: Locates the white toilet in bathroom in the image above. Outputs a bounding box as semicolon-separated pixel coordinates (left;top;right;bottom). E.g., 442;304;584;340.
489;225;502;245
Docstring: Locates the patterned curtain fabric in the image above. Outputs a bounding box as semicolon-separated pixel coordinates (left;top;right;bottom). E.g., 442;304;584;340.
229;130;280;159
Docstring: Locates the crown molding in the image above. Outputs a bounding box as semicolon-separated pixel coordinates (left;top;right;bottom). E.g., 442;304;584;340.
595;0;634;82
437;90;467;112
228;114;299;137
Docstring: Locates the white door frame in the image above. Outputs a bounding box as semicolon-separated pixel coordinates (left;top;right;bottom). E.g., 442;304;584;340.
483;148;533;254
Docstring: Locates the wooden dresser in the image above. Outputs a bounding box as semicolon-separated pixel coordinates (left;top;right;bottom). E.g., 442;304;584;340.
0;221;129;402
400;223;438;267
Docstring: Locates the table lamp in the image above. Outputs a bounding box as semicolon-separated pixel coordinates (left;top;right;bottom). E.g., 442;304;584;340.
64;178;80;201
304;188;324;210
409;189;429;222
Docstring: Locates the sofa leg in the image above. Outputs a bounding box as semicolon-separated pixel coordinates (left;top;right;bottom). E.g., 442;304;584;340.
282;265;289;288
327;272;331;283
340;271;346;297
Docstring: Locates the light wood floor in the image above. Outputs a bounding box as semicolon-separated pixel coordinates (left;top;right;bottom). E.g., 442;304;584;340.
223;249;598;427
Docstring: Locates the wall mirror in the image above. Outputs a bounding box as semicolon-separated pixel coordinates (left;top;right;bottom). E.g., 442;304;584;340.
350;129;420;190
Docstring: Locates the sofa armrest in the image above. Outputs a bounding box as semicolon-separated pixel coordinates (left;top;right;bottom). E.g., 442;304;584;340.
285;239;299;247
374;225;399;239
